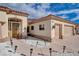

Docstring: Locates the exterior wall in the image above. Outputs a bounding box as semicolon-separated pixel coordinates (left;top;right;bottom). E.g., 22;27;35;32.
0;11;8;39
0;11;7;22
29;20;51;41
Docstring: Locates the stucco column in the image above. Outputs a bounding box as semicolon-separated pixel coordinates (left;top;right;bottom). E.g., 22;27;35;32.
62;24;64;38
74;26;76;35
22;18;27;38
51;22;55;42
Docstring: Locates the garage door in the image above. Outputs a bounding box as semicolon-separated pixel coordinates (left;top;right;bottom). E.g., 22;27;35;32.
64;25;73;37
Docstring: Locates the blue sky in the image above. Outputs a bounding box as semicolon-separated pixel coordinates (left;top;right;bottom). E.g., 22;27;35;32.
0;3;79;24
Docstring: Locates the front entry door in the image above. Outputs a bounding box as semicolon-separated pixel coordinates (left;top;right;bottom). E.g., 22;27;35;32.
12;23;20;38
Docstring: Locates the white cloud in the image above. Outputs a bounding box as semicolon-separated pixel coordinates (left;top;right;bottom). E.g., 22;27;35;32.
52;8;79;15
7;3;51;19
0;3;79;22
0;3;50;18
0;3;71;19
6;3;75;20
71;14;79;21
50;8;79;21
59;15;68;19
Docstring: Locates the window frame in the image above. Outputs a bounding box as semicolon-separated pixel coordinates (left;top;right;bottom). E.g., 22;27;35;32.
31;26;34;30
39;24;45;30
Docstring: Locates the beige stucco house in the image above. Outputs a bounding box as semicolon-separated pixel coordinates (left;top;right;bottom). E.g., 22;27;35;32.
28;14;77;42
0;6;79;56
0;6;28;40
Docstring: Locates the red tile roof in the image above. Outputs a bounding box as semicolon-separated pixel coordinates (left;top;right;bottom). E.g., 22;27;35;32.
28;14;77;25
0;6;29;16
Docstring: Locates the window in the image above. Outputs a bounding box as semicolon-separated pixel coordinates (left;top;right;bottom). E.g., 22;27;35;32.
39;24;45;30
31;26;34;30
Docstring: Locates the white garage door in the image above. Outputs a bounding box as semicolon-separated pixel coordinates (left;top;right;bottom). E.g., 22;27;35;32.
64;25;73;37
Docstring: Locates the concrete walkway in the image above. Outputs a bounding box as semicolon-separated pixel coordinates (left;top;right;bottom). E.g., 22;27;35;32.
6;36;79;56
11;36;51;56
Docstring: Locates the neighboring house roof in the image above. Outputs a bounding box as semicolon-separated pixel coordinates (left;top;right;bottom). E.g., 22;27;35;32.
28;19;37;24
28;14;77;25
0;6;29;16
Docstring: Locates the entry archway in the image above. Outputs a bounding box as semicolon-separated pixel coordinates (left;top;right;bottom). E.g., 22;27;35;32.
8;18;22;39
